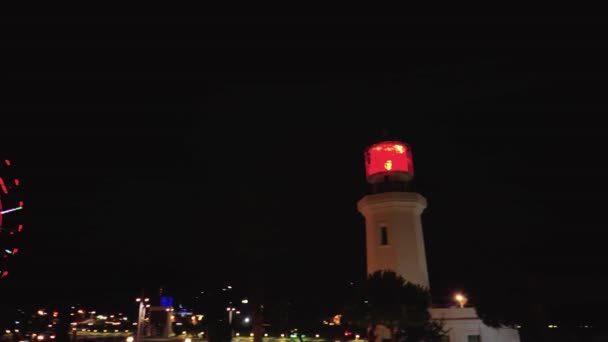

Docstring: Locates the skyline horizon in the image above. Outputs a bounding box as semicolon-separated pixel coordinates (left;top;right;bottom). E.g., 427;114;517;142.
2;17;608;336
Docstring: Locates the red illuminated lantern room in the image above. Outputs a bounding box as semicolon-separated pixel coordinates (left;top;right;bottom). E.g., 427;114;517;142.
364;140;414;184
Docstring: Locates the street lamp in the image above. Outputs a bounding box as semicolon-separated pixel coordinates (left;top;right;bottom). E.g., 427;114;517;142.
226;307;236;325
227;307;236;337
135;298;149;342
454;293;467;308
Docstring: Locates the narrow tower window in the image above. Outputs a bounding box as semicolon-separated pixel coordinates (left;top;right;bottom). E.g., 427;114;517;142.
380;226;389;246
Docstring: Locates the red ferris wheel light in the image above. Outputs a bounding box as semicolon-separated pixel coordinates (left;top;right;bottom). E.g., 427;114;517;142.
1;158;24;280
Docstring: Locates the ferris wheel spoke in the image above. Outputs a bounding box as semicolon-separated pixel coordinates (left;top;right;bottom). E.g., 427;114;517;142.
1;206;22;215
0;158;23;280
0;177;7;194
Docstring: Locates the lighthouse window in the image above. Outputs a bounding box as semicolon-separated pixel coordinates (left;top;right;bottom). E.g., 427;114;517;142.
380;226;389;246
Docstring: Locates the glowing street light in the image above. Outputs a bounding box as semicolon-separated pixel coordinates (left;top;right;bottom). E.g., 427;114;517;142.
454;293;468;308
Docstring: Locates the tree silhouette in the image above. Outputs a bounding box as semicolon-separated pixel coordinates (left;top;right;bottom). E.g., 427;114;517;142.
341;270;445;342
472;273;548;342
469;247;552;342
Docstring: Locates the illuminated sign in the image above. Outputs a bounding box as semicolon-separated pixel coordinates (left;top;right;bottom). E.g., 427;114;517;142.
160;296;174;307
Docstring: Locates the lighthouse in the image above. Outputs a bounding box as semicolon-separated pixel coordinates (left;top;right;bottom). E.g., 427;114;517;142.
356;138;521;342
357;140;430;288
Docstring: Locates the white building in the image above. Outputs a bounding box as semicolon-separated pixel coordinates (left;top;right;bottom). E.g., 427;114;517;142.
357;140;520;342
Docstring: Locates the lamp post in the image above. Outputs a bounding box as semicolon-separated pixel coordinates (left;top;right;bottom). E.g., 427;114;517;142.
227;307;236;325
135;298;150;342
227;307;236;338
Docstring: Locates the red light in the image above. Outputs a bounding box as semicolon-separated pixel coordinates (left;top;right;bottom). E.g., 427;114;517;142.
12;248;18;255
0;177;7;194
18;225;23;232
14;179;19;186
53;311;59;317
4;160;10;166
365;141;413;177
1;271;8;278
19;201;23;207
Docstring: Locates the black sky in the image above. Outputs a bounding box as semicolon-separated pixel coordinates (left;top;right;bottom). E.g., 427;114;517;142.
2;15;608;322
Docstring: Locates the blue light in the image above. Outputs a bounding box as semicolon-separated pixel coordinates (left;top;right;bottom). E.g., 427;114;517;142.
160;296;174;307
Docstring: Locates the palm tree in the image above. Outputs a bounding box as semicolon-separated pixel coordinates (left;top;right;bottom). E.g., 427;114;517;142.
231;189;285;342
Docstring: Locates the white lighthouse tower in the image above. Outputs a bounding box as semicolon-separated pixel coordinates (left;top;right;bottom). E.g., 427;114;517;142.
356;138;520;342
356;140;430;289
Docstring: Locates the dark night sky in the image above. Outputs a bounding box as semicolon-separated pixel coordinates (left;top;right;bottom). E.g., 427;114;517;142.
2;15;608;322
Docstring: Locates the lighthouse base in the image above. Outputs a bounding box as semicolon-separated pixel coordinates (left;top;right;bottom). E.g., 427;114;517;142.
430;307;520;342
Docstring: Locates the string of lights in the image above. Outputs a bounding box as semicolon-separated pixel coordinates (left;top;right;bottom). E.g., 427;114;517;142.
0;158;24;279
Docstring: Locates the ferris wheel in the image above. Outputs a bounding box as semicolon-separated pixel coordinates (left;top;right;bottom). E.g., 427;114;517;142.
0;159;24;279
